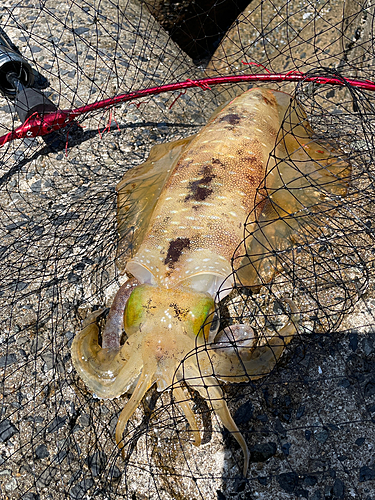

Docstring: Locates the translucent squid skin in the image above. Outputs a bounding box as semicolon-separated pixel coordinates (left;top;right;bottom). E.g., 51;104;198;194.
71;88;350;476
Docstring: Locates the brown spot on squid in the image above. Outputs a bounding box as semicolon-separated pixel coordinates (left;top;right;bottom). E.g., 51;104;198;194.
185;165;216;202
219;113;241;125
164;237;191;267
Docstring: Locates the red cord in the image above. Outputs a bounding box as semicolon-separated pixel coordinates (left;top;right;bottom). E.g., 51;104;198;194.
1;72;374;148
242;61;271;74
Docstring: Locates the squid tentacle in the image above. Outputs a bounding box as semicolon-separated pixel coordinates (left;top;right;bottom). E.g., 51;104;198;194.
71;279;146;399
71;317;143;398
185;364;249;476
115;367;155;453
102;277;139;349
173;385;201;447
200;298;299;383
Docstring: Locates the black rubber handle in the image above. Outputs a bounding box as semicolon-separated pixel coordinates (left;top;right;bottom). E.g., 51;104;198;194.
15;87;57;122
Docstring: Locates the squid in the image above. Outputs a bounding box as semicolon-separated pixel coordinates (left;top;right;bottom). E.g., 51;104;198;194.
71;88;350;476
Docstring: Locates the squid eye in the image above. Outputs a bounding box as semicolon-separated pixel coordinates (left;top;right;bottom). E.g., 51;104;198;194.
190;295;215;338
123;284;150;336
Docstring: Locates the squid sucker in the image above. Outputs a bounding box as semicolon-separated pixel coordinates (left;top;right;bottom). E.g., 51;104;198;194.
71;88;350;476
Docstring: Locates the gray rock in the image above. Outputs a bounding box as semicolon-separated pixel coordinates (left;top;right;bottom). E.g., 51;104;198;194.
15;281;28;291
69;479;94;500
35;444;49;459
296;405;305;419
250;442;277;462
47;415;67;433
16;336;29;346
0;419;18;442
338;378;350;388
67;272;80;283
315;429;329;444
54;449;68;464
21;493;40;500
86;451;107;476
234;400;253;424
30;338;43;353
363;337;374;355
41;352;55;371
30;180;42;193
281;443;291;456
364;379;375;398
73;27;90;35
0;353;17;367
65;53;78;64
359;466;375;482
274;418;287;436
303;476;317;487
277;472;298;494
5;477;18;492
332;478;344;498
36;467;58;488
310;491;322;500
108;464;122;481
79;414;90;427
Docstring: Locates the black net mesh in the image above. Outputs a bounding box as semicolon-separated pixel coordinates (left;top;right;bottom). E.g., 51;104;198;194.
1;1;375;499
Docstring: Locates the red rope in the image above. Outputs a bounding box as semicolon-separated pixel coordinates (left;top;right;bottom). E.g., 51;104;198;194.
1;73;374;148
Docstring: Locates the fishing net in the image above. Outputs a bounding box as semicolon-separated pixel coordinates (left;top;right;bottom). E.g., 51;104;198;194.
1;0;375;498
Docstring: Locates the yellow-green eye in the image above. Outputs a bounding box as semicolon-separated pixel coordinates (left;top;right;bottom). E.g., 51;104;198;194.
189;296;215;339
123;284;150;335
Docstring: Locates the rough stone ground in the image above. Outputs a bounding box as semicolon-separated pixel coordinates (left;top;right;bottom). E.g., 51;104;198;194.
0;1;375;499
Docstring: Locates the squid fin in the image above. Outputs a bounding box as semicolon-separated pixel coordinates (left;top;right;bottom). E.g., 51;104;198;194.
116;135;195;270
236;94;350;288
235;199;300;287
